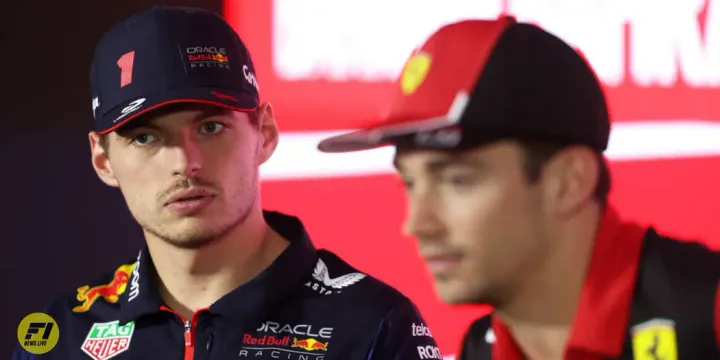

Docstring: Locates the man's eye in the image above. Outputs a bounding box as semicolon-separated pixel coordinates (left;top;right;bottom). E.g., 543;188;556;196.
133;133;155;145
444;174;477;187
200;122;224;134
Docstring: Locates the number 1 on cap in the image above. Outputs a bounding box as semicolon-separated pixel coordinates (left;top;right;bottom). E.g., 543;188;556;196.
117;51;135;88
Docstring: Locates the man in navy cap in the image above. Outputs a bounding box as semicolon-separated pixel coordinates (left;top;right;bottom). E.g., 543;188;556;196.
12;6;440;360
318;16;720;360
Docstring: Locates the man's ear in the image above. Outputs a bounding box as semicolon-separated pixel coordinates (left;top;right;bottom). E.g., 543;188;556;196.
88;132;119;187
255;102;279;166
539;145;599;216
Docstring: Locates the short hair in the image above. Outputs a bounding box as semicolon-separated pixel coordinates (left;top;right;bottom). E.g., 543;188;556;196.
516;138;611;206
98;133;110;152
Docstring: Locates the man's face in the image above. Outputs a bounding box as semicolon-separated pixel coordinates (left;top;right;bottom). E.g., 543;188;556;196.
395;141;550;305
89;103;278;249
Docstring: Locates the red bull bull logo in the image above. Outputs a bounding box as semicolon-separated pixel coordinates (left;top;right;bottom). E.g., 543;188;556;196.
291;337;329;352
188;53;229;63
212;53;229;63
72;263;135;313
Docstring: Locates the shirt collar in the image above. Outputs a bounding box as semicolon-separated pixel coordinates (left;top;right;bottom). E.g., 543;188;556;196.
567;205;646;356
115;211;318;325
492;205;647;358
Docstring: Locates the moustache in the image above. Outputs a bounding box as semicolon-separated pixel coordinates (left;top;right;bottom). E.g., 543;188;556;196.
158;178;219;203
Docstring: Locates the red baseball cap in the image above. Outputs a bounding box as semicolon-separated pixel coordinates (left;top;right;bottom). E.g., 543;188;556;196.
317;16;610;153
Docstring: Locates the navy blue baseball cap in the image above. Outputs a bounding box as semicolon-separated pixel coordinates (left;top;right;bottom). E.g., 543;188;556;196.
90;6;260;134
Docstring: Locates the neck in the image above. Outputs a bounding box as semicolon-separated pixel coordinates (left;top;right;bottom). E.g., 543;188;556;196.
146;209;290;319
497;203;603;360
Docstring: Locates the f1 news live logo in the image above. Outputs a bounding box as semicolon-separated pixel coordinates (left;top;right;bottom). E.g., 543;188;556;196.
16;312;59;355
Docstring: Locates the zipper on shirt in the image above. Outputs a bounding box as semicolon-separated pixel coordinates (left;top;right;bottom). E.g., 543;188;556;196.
160;306;209;360
184;320;193;353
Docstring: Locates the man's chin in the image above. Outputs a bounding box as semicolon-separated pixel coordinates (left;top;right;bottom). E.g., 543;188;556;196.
145;220;232;249
435;280;491;305
164;213;232;231
147;204;253;250
435;280;470;304
164;235;219;250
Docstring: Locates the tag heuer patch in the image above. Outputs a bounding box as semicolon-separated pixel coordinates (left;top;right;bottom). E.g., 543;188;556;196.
81;321;135;360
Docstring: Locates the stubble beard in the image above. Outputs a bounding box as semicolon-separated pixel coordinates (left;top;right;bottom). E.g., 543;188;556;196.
143;174;259;250
147;197;256;249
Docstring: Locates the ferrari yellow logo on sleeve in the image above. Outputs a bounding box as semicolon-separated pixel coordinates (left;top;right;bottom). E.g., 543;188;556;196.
400;52;432;95
631;318;677;360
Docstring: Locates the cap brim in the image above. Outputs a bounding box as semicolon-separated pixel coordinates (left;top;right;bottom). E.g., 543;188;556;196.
317;116;457;153
96;86;258;134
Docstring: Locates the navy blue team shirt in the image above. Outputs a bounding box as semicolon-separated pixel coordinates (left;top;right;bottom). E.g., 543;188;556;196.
13;212;441;360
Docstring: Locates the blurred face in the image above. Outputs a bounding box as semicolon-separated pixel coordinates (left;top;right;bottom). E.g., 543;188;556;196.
395;141;550;305
89;103;278;249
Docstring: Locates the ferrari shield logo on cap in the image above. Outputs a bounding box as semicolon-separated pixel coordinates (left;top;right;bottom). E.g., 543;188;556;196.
631;318;677;360
316;17;516;153
400;52;432;95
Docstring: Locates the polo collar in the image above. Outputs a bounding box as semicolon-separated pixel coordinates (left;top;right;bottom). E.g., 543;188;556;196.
567;206;646;356
114;211;317;325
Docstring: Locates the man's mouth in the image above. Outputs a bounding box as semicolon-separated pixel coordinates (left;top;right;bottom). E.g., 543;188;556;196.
423;253;463;274
163;188;217;215
176;195;206;201
165;188;216;206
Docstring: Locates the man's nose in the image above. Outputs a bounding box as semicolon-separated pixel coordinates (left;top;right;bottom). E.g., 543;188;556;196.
168;134;203;177
402;191;445;241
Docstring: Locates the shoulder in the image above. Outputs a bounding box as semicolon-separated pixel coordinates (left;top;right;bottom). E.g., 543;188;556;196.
13;259;137;359
313;250;418;312
311;251;442;357
459;314;494;360
43;258;138;321
634;229;719;332
641;228;720;278
463;314;493;347
465;314;493;337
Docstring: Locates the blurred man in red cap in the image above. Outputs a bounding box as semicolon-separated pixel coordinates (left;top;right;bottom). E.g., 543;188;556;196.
318;16;720;360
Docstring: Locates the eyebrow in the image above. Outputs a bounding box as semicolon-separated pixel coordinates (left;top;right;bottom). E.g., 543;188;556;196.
120;105;233;132
393;153;485;173
190;106;233;122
